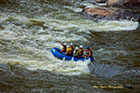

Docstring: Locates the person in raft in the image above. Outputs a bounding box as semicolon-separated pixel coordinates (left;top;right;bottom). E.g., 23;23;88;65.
82;46;93;58
60;42;67;53
74;47;79;57
70;43;74;54
77;45;84;58
65;45;73;56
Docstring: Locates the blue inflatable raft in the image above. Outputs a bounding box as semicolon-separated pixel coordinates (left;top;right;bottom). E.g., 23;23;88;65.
51;47;94;62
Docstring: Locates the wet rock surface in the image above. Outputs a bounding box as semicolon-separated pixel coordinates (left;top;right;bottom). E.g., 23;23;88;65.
107;0;140;7
82;7;139;21
81;0;140;22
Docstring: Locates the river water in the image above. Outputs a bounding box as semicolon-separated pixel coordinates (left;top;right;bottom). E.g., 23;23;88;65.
0;0;140;92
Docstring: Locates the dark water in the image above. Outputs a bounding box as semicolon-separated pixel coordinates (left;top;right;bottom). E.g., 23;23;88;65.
0;0;140;92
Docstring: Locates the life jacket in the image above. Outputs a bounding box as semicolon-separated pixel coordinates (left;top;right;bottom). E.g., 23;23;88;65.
70;46;74;51
70;46;74;54
83;50;87;55
67;48;72;54
87;49;92;57
75;50;79;56
78;48;84;56
90;49;93;55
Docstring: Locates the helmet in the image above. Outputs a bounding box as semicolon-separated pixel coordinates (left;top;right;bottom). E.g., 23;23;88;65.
75;47;79;50
67;45;70;48
86;46;89;49
80;45;83;48
70;43;73;46
63;43;67;46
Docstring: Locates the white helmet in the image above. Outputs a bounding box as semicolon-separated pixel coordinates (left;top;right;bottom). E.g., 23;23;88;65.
80;45;83;48
67;45;70;48
75;47;79;50
63;43;67;46
70;43;73;46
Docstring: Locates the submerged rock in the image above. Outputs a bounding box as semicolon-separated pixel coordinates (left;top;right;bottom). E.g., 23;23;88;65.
107;0;140;7
82;7;139;21
96;0;108;3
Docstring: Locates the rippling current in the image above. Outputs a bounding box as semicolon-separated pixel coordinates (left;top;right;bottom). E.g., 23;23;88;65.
0;0;140;92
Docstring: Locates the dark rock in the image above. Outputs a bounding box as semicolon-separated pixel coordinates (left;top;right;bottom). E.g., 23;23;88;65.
0;0;6;4
82;7;125;20
107;0;140;7
82;7;140;21
96;0;108;3
0;0;17;4
123;84;134;89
